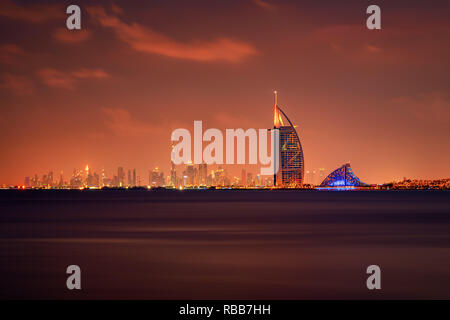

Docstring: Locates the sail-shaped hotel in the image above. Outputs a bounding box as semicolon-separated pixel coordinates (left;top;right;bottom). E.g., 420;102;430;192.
273;91;305;187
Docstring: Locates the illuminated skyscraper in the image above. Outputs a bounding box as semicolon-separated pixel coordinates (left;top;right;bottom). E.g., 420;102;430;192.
24;176;30;188
247;172;253;187
48;171;54;187
118;166;124;187
101;168;106;187
198;164;207;185
273;91;305;187
241;168;247;187
58;171;64;187
184;163;194;186
151;167;164;187
319;168;325;183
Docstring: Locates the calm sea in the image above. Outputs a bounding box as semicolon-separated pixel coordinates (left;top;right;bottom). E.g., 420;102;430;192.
1;190;449;299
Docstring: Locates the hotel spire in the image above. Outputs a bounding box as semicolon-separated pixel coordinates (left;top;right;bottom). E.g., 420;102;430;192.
273;90;284;128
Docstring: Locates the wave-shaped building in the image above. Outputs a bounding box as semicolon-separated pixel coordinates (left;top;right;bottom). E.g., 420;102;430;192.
273;91;305;187
319;163;368;188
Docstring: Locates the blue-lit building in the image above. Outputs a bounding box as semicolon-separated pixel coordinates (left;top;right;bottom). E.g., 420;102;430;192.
273;91;305;187
319;163;368;188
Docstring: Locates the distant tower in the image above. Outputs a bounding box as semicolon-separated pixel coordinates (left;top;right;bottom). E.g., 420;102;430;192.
48;171;54;187
198;163;207;185
59;171;64;187
133;169;136;187
128;169;132;187
319;168;325;184
118;167;124;187
151;167;162;187
101;168;106;187
24;176;30;188
84;165;89;187
247;172;253;187
241;168;247;187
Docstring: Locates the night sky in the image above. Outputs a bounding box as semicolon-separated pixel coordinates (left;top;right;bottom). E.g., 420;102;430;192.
1;0;449;185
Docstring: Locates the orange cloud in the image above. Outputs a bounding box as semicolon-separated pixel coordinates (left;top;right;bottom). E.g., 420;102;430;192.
0;73;34;95
53;28;91;44
0;0;63;23
309;25;383;58
391;93;450;124
71;68;108;79
308;24;450;65
87;6;257;63
252;0;276;10
102;107;160;137
101;107;189;138
0;43;24;64
37;68;109;89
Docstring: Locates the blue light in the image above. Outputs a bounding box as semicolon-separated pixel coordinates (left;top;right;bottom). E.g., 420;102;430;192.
330;180;346;186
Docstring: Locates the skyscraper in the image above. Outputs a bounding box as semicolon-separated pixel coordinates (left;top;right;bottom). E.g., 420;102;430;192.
198;163;207;186
118;167;124;187
185;163;195;186
247;172;253;187
319;168;325;185
273;91;305;187
151;167;164;187
58;171;64;187
101;169;106;187
24;176;30;188
132;169;136;187
241;168;247;187
170;163;177;187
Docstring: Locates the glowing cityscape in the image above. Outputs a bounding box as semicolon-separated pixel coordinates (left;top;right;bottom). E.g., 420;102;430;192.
9;93;450;191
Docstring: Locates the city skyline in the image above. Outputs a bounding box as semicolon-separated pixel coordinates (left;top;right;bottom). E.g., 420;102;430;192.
1;0;450;185
14;161;450;190
18;163;277;189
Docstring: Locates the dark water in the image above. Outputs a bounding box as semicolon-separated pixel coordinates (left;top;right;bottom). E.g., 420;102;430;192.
1;190;449;299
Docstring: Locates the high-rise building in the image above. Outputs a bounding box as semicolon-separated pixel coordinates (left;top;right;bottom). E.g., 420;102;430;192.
247;172;253;187
170;163;177;187
70;169;83;188
241;168;247;187
24;176;30;188
319;168;325;183
48;171;54;187
198;164;207;186
58;171;64;187
101;169;106;187
273;91;305;187
151;167;164;187
32;174;39;188
184;163;195;186
118;167;124;187
132;169;136;187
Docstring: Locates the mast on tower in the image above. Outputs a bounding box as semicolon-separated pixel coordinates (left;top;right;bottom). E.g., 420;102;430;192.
273;90;284;128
